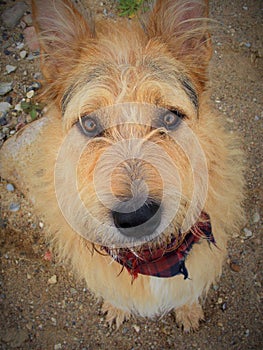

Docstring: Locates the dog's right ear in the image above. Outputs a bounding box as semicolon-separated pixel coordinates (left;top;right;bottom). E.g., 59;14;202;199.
32;0;94;100
146;0;212;91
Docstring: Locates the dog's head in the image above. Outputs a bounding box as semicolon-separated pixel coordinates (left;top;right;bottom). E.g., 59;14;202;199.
32;0;213;250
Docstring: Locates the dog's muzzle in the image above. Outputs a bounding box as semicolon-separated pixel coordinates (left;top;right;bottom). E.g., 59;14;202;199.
112;200;161;238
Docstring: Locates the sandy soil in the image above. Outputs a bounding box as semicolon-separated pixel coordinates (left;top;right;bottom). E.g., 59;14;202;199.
0;0;262;349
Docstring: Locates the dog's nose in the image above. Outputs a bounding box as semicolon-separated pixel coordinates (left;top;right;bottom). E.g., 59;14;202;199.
112;201;161;238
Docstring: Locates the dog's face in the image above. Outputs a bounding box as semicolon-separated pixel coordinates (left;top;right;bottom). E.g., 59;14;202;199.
33;0;212;250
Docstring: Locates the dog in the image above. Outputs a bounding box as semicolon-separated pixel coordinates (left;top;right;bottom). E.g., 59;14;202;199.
0;0;244;331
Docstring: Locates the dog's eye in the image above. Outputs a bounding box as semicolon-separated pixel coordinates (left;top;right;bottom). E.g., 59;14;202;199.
161;110;184;130
79;115;102;137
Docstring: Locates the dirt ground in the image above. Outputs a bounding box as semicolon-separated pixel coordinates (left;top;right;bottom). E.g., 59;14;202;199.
0;0;262;349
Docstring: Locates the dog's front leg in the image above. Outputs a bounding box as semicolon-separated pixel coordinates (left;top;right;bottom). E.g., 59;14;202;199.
101;301;131;329
175;302;204;332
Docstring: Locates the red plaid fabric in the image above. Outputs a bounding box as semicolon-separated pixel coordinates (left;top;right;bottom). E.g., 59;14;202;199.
104;212;215;280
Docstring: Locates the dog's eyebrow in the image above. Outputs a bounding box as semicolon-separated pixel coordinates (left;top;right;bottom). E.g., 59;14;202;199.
179;77;199;110
61;66;111;115
146;60;198;110
61;84;78;115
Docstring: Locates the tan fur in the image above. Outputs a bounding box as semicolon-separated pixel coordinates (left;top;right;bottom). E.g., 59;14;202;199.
0;0;244;331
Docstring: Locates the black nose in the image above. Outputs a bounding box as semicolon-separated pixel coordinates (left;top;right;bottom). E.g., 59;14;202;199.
112;201;161;238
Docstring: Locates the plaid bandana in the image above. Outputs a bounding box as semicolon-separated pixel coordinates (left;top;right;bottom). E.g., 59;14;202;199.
103;212;215;281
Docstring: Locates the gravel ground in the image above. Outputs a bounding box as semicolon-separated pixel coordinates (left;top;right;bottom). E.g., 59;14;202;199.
0;0;262;349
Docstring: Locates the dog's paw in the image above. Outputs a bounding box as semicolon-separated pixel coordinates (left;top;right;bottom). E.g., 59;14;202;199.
175;302;204;332
101;301;131;329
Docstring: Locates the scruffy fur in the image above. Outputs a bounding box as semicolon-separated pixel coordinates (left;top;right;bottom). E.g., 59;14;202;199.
0;0;244;331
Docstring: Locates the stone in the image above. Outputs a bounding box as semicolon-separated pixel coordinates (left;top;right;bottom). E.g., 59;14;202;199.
252;212;260;223
6;65;17;74
23;14;33;26
16;42;24;50
48;275;57;284
24;26;39;51
0;115;8;126
15;103;23;111
6;183;15;192
26;90;34;99
133;325;140;333
0;102;11;113
1;2;28;29
230;261;241;273
9;203;20;212
2;328;28;348
243;228;253;239
19;50;27;59
0;82;13;96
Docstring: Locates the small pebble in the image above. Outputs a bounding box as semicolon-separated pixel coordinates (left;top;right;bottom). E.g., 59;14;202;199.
122;327;129;335
48;275;57;285
6;183;15;192
44;250;52;261
20;50;27;59
26;90;35;98
5;96;13;104
23;14;33;26
245;329;250;337
0;82;13;96
4;48;11;56
9;203;20;212
2;126;10;134
213;284;219;291
217;297;223;304
0;116;8;126
33;72;42;79
51;317;57;326
54;343;62;350
39;221;44;229
6;64;17;74
230;261;241;272
26;53;36;61
27;81;41;91
16;42;24;50
243;228;253;239
0;102;11;112
15;102;23;111
133;325;140;333
26;322;33;331
221;302;227;311
252;212;260;223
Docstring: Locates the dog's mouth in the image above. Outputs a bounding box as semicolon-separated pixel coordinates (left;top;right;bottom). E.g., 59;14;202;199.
103;212;215;281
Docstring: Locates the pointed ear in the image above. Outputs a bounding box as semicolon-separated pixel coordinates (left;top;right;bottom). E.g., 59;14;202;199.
32;0;94;80
147;0;212;88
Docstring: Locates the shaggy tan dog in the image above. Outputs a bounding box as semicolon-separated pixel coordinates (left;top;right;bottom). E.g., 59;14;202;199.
0;0;244;331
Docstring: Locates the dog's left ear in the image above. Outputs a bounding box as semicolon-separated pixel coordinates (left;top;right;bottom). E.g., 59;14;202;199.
32;0;94;99
146;0;212;90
